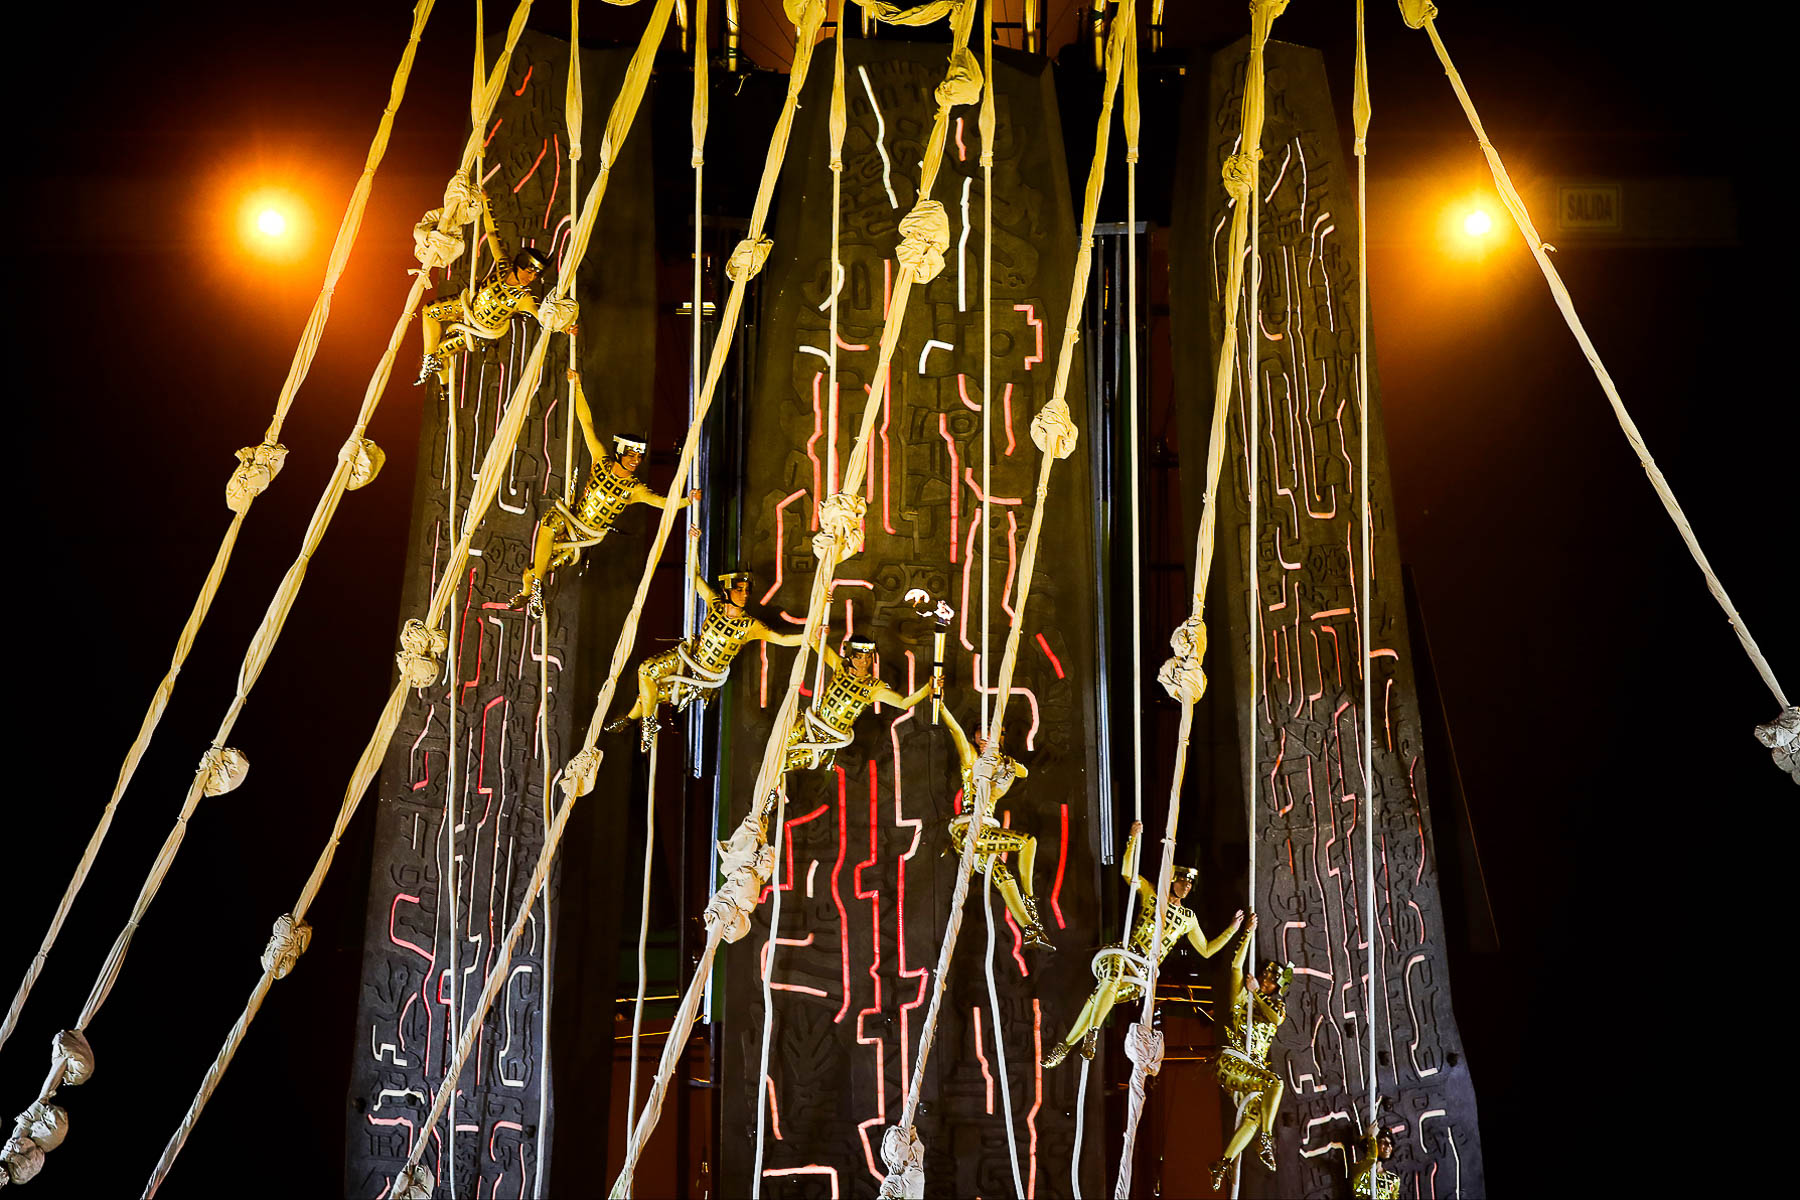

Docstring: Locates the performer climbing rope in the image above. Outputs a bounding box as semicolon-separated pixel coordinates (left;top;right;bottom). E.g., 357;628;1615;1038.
1352;1117;1402;1199
507;369;698;612
606;558;804;749
941;704;1052;951
1208;913;1290;1190
783;634;935;771
1042;824;1242;1067
415;191;564;386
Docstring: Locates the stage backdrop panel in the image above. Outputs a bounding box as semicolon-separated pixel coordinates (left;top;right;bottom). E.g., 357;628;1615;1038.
1169;39;1485;1197
718;40;1107;1200
343;34;654;1200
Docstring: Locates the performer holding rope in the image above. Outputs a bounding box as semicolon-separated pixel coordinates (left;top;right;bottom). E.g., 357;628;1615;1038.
784;634;935;771
1043;823;1242;1068
507;369;699;612
1352;1117;1402;1199
940;704;1053;952
1209;913;1290;1190
415;190;564;386
605;556;803;749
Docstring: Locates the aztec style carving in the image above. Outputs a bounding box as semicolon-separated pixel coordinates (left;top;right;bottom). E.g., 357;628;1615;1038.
1170;39;1485;1197
720;40;1107;1200
344;35;654;1199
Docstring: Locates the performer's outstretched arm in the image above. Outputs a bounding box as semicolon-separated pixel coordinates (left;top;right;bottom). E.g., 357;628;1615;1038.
941;704;974;767
1186;909;1245;959
568;370;604;460
877;677;937;710
1228;912;1257;1002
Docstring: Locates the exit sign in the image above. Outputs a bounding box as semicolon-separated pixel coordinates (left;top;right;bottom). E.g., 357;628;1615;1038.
1557;184;1622;232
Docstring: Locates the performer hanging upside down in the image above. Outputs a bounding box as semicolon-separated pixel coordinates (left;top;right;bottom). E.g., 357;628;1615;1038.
941;705;1052;951
605;555;803;750
1042;824;1243;1068
783;634;936;771
1352;1119;1401;1199
506;369;698;613
416;192;567;387
1209;913;1291;1190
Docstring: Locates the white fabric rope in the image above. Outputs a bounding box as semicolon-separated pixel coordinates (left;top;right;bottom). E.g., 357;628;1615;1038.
1402;0;1789;724
980;0;996;732
0;0;440;1060
1114;5;1289;1199
626;736;659;1141
982;868;1028;1200
136;2;680;1190
748;781;788;1198
1356;0;1379;1128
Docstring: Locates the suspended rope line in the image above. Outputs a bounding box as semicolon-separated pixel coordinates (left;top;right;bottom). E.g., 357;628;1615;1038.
684;0;708;766
982;868;1028;1200
137;5;677;1193
0;0;439;1058
1355;0;1379;1128
748;777;788;1198
1113;5;1287;1199
564;0;584;506
1399;0;1791;734
626;736;660;1144
1124;0;1144;858
979;0;995;734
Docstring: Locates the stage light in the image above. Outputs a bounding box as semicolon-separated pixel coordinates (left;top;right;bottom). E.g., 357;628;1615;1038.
256;208;287;237
1462;208;1494;238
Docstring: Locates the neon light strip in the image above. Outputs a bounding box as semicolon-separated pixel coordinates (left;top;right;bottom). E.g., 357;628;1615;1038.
858;65;897;209
761;1166;840;1198
972;1006;995;1114
830;768;852;1022
1034;633;1064;678
1050;805;1068;928
853;760;886;1181
939;413;960;563
891;654;927;1087
759;489;809;605
1012;303;1043;369
806;372;824;529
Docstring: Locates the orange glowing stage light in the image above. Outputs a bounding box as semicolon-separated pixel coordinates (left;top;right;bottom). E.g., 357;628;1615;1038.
233;186;311;261
1462;207;1494;237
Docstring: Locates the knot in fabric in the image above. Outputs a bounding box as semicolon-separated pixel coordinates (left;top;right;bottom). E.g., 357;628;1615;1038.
1124;1021;1165;1075
412;214;467;272
226;442;289;514
814;493;867;561
726;237;774;282
1029;398;1079;459
876;1124;926;1198
783;0;826;26
1;1135;44;1186
895;201;951;282
934;48;983;108
13;1104;67;1155
1397;0;1438;30
440;174;480;228
260;913;313;980
560;746;604;798
199;747;250;798
395;619;448;689
1157;615;1209;703
339;437;386;492
1222;150;1261;202
393;1164;435;1200
1756;706;1800;785
51;1030;95;1087
537;295;580;333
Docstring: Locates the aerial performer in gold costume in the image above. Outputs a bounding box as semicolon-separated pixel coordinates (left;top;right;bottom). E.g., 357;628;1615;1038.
941;705;1052;951
1352;1119;1401;1198
606;559;803;749
506;369;699;613
783;634;936;771
415;190;566;387
1209;912;1291;1189
1041;823;1243;1067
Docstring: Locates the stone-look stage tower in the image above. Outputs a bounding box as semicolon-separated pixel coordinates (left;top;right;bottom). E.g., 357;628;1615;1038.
343;34;654;1199
720;41;1108;1200
1170;40;1484;1195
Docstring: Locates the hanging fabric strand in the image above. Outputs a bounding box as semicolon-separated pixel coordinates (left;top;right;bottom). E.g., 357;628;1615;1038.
564;0;584;504
135;3;679;1192
979;0;995;733
0;0;439;1058
684;0;708;754
1116;4;1288;1198
1355;0;1379;1126
1399;0;1792;763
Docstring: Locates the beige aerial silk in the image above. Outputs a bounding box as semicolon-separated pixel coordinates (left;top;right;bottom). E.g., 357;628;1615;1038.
129;0;689;1191
1399;1;1789;728
0;0;439;1059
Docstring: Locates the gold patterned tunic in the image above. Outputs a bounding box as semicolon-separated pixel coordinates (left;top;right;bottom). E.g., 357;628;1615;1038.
421;273;537;350
638;605;769;712
1086;889;1200;1003
1215;985;1286;1104
562;458;644;540
784;666;883;771
946;753;1029;883
1353;1159;1401;1200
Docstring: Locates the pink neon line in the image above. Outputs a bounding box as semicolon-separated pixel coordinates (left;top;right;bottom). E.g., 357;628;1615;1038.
488;1120;525;1199
958;513;979;652
539;396;559;497
511;138;550;195
766;1075;784;1139
1312;607;1353;620
759;803;830;902
972;1006;995;1114
955;116;967;161
892;654;927;1087
1051;804;1068;928
1001;510;1019;619
939;413;961;563
807;373;825;529
760;931;830;998
761;1167;840;1199
542;133;561;228
957;373;983;411
1028;1000;1044;1198
1003;383;1017;455
853;760;886;1182
1003;908;1029;976
1035;633;1064;679
760;489;809;604
760;641;769;709
971;653;1041;750
831;768;852;1023
1013;304;1043;369
878;361;895;533
963;467;1021;505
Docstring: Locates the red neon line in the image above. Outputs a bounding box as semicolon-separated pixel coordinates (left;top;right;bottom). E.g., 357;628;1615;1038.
891;653;927;1086
854;759;886;1181
1003;382;1017;455
957;373;982;411
831;767;852;1023
760;931;829;998
758;802;830;903
760;640;769;710
1312;607;1353;620
542;133;561;228
1050;804;1068;928
1028;999;1044;1199
1004;907;1030;976
939;413;961;563
956;115;967;161
963;467;1021;505
1013;303;1043;369
483;117;503;149
958;512;979;652
512;64;533;96
970;653;1041;750
1034;633;1065;679
879;360;895;533
1001;510;1019;619
972;1006;995;1114
760;489;809;604
807;372;825;529
766;1076;784;1139
511;138;550;195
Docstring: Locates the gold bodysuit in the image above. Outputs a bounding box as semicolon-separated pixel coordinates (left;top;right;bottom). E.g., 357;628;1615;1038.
1092;893;1200;1004
1353;1158;1401;1200
784;666;883;771
946;754;1029;884
1216;986;1286;1109
421;272;536;355
638;605;769;712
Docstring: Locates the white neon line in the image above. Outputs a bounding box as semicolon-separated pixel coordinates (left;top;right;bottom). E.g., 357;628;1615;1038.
858;66;898;209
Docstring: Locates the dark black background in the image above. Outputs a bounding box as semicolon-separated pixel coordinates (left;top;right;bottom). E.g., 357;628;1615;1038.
10;2;1790;1195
